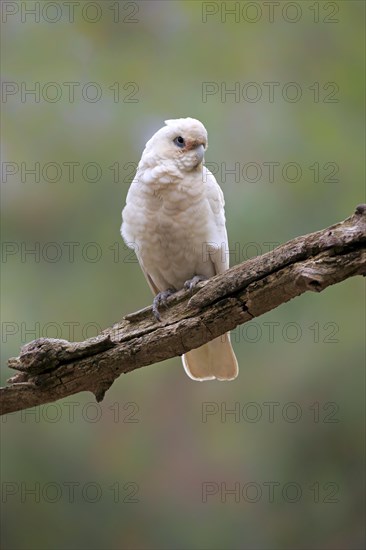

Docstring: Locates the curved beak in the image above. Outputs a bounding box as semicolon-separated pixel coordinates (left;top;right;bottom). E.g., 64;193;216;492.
194;143;205;165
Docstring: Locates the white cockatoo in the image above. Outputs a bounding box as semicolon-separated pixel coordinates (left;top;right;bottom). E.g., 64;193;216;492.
121;117;238;381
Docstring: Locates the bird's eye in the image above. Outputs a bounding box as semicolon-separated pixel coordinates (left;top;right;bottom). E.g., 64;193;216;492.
174;136;185;148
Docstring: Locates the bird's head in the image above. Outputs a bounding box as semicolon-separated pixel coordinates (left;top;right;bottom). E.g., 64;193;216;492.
143;117;208;172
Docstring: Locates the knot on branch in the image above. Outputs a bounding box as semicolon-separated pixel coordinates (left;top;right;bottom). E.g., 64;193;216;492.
8;338;70;375
355;203;366;215
8;335;115;378
295;265;326;292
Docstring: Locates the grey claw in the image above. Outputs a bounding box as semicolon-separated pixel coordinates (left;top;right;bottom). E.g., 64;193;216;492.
183;275;207;292
152;288;175;321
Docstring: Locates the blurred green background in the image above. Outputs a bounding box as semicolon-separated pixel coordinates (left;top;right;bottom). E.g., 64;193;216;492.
1;1;365;549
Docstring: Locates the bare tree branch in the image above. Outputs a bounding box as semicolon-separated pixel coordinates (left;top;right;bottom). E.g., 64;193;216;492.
1;205;365;416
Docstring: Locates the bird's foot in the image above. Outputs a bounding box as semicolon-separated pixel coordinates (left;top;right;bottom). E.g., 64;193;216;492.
183;274;207;293
152;288;176;321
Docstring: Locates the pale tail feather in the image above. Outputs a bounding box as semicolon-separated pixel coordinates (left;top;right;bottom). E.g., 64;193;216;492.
182;333;238;381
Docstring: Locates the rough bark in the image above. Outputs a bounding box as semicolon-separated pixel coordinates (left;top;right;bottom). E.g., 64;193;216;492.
1;205;365;416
